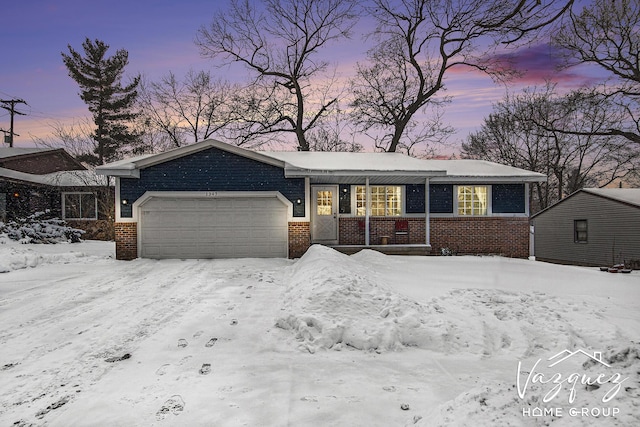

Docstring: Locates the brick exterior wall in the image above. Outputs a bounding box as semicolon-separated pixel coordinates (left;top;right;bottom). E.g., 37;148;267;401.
339;217;426;245
338;216;529;258
115;222;137;260
288;222;311;258
430;217;529;257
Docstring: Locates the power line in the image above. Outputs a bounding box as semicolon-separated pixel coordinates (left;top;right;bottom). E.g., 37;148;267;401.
0;99;27;147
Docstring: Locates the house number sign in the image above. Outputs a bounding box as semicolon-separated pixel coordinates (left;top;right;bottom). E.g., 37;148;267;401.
205;191;218;197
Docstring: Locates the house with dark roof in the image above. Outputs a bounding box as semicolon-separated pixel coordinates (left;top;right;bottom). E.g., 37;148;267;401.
97;139;546;260
0;147;113;240
531;188;640;268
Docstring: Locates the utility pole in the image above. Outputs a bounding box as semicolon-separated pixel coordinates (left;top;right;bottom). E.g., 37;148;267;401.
0;99;27;147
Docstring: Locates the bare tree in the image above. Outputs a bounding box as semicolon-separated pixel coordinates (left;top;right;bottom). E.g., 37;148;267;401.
462;85;638;212
307;105;362;152
548;0;640;145
349;0;574;153
137;70;238;149
195;0;359;151
33;119;96;161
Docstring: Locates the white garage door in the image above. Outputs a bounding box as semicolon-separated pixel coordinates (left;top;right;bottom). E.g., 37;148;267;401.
139;195;288;259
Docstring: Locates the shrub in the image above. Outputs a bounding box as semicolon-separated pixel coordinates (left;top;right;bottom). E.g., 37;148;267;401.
0;211;85;244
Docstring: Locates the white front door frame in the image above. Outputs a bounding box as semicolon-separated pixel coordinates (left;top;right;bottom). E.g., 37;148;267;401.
311;185;339;244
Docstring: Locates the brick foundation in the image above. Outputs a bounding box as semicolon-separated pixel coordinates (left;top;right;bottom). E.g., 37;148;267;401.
430;217;529;258
288;222;311;258
115;222;137;260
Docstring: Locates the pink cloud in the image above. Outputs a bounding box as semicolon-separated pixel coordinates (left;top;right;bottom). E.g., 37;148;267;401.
486;43;602;87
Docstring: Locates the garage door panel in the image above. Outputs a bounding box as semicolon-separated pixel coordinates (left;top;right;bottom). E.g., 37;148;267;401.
140;195;288;259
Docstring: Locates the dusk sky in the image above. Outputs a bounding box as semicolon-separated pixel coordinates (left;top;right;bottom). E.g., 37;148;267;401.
1;0;602;154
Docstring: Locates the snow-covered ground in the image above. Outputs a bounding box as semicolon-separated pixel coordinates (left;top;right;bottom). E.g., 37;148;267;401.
0;239;638;426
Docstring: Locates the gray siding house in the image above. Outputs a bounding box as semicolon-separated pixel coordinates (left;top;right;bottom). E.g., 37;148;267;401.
531;188;640;268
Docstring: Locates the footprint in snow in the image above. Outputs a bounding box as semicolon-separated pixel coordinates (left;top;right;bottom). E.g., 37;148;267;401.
205;338;218;347
193;330;204;338
156;364;170;376
105;353;131;363
199;363;211;375
156;395;185;420
177;338;188;348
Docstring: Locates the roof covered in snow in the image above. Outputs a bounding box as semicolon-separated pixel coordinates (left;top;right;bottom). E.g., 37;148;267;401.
583;188;640;208
0;167;106;187
96;139;547;183
0;147;55;159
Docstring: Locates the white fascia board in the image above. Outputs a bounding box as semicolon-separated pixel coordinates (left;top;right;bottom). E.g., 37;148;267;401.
134;139;285;170
430;175;547;183
98;140;285;177
95;168;140;178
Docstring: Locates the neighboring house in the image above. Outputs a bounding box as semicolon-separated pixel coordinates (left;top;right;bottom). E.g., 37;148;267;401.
531;188;640;268
0;147;113;240
96;139;545;260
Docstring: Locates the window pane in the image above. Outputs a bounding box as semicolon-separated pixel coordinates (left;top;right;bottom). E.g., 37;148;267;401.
64;194;81;219
574;220;588;243
473;186;487;215
80;194;97;219
356;186;366;216
386;186;401;216
353;186;402;217
316;190;333;216
458;186;487;216
458;186;472;215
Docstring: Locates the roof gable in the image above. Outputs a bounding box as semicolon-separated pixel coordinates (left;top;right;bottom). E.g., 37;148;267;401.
0;148;86;174
531;187;640;219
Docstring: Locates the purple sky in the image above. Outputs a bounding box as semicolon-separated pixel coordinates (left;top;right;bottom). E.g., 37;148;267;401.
1;1;601;153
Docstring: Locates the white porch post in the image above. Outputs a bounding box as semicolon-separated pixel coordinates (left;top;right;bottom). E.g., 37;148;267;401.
425;177;430;246
365;177;370;246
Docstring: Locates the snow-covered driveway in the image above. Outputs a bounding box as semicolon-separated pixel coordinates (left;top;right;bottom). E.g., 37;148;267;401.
1;241;639;426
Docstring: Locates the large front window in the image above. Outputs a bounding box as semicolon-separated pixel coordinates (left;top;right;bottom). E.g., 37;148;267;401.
457;186;487;216
355;186;402;216
63;192;97;220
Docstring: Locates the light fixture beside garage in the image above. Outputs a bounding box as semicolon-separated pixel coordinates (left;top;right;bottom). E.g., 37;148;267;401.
121;199;128;205
296;198;302;204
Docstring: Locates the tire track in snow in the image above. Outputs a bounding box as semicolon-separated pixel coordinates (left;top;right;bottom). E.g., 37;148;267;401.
0;259;217;425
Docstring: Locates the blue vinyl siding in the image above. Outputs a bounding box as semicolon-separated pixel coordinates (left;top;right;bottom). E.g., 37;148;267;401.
406;184;425;214
492;184;525;213
339;184;351;214
430;184;453;213
119;147;305;217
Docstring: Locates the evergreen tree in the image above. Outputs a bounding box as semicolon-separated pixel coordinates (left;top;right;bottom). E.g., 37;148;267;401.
62;38;140;165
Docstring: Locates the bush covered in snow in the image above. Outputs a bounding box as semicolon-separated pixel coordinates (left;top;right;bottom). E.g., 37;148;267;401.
0;211;84;244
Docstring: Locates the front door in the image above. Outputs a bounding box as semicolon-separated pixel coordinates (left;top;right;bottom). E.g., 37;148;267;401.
311;186;338;243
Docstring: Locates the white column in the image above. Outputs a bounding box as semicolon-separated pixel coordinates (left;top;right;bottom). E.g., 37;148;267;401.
425;178;430;246
365;177;370;246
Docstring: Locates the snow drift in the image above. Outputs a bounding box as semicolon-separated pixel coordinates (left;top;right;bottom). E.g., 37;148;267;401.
276;246;629;358
0;237;106;273
275;245;453;353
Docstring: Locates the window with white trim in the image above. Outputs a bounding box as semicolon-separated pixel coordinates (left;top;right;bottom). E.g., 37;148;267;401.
355;186;402;216
457;186;488;216
63;192;97;220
